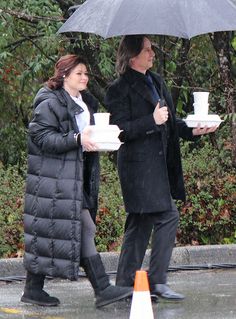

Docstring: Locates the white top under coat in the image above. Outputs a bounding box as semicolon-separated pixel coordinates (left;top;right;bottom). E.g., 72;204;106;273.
70;94;90;133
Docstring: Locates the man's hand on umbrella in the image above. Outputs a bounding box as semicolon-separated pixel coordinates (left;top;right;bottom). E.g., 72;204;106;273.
153;102;169;125
192;124;219;136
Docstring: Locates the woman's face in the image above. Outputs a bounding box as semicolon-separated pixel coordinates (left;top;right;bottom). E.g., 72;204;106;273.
63;63;89;96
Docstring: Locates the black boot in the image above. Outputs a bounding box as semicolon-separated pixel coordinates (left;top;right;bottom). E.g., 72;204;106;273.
81;254;133;308
21;271;60;306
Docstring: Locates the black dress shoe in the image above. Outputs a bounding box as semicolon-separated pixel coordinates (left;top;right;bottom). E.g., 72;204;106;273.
150;294;159;303
150;284;185;301
125;293;159;303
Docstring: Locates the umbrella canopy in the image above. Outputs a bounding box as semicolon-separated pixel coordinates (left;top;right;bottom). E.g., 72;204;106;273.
58;0;236;39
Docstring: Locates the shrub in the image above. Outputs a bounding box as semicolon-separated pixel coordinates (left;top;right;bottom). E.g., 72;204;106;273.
95;153;126;252
177;128;236;245
0;126;235;258
0;123;27;171
0;162;25;258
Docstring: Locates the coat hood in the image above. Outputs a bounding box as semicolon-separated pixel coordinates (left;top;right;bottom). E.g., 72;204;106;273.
33;87;68;109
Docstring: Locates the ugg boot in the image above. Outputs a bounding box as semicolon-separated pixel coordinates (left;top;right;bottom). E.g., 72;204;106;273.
21;271;60;306
81;254;133;308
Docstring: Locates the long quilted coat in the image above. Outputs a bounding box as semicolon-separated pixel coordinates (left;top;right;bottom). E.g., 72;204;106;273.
23;87;99;281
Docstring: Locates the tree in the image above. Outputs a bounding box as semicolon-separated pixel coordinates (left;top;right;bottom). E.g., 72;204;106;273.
0;0;235;168
0;1;235;254
210;32;236;166
0;0;64;166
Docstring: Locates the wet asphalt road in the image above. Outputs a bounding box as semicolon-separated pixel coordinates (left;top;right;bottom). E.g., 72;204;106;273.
0;268;235;319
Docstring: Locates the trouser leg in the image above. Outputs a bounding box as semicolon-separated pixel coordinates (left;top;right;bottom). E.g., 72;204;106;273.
80;209;97;258
116;213;153;287
148;200;179;285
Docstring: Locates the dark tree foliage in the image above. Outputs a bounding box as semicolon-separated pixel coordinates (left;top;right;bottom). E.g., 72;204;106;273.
0;1;235;256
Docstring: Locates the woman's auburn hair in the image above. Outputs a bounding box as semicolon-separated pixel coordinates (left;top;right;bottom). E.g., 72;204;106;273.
47;54;87;90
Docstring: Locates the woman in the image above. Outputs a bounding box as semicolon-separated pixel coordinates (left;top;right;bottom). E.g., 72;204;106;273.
21;54;132;308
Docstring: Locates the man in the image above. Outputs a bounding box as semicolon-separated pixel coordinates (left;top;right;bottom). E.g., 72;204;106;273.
104;35;218;301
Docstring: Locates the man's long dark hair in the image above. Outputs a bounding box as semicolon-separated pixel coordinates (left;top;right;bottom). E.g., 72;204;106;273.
115;35;146;75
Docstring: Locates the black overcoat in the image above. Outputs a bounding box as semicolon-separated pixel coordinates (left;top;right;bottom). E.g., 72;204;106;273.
23;87;99;280
105;68;197;213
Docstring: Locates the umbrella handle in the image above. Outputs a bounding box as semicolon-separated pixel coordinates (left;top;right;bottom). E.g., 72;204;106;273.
159;98;166;108
160;76;165;105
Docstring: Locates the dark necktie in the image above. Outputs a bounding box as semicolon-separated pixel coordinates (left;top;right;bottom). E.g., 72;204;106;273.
145;74;160;103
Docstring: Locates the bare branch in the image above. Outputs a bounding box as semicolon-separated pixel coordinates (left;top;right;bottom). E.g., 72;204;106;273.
0;8;65;23
4;34;44;51
16;29;57;63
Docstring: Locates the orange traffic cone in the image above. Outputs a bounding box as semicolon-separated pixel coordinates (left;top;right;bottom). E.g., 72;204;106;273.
129;270;154;319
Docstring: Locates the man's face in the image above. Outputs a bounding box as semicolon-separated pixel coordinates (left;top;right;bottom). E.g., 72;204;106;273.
130;37;155;74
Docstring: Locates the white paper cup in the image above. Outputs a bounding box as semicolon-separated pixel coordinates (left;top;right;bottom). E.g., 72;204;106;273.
193;103;209;117
93;112;110;126
193;92;209;105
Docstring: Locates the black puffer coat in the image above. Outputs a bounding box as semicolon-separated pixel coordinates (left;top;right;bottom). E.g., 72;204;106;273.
105;68;198;213
23;87;99;280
